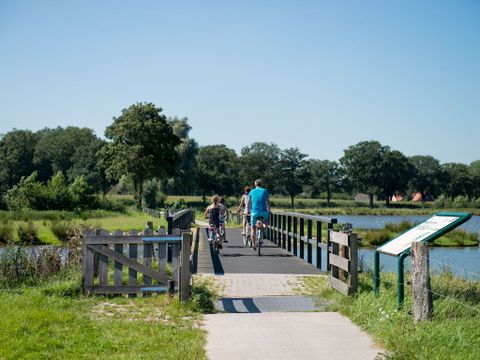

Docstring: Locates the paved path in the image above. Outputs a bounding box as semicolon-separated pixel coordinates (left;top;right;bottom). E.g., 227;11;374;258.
204;312;382;360
195;225;322;275
196;224;383;359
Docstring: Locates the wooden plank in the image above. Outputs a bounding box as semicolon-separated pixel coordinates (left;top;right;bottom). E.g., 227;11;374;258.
330;231;349;246
98;249;108;286
307;219;313;264
412;241;433;322
85;286;168;295
157;243;167;283
143;243;153;286
293;217;298;256
273;211;337;224
84;236;182;245
349;233;358;294
330;276;349;295
172;243;181;289
114;244;123;286
316;221;322;270
90;244;165;283
329;253;350;272
299;218;305;259
128;243;138;287
84;245;94;287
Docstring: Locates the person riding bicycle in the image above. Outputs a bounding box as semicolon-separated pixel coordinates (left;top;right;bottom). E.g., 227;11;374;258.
219;197;228;243
237;186;251;236
204;195;222;249
247;179;270;251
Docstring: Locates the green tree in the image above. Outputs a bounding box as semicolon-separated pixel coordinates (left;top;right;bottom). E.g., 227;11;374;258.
309;160;343;206
33;127;103;183
0;129;38;193
238;142;281;192
166;117;199;195
469;160;480;199
443;163;474;200
5;172;46;211
340;141;386;208
69;175;95;210
98;103;180;209
409;155;445;203
196;145;239;204
278;147;309;207
46;171;72;210
379;150;413;206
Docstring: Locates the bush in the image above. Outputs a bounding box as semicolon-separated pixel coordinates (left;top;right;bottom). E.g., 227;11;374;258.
17;221;40;245
30;246;63;281
0;220;15;244
384;220;413;234
0;247;35;287
452;195;470;208
188;282;216;314
364;229;391;246
50;220;76;242
171;198;188;210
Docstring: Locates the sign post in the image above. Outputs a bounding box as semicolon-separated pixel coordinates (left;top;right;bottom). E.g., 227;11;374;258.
374;212;471;308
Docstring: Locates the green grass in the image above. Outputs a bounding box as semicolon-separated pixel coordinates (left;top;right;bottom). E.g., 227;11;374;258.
0;272;213;359
301;272;480;359
1;211;169;245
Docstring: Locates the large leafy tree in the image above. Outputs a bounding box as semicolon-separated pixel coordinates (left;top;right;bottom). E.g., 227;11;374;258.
98;103;180;209
238;142;281;192
278;147;309;207
409;155;445;202
196;145;239;204
340;140;387;208
166;117;199;195
33;127;102;183
443;162;474;200
309;159;343;206
379;150;413;205
0;129;38;193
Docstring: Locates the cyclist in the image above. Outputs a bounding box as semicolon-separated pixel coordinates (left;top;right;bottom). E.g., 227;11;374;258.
204;194;222;249
236;186;251;236
247;179;270;251
219;197;228;243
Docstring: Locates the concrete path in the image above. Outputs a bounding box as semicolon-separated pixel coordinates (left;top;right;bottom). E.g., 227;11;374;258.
197;225;383;359
204;312;382;360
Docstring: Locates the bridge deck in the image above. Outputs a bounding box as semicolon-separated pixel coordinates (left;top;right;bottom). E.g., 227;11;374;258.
196;227;322;275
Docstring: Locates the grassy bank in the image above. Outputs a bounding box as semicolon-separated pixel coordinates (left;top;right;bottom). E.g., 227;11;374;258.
0;210;168;245
0;270;215;359
301;272;480;359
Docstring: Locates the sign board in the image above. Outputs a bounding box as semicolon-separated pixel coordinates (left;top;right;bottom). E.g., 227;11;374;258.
377;212;471;256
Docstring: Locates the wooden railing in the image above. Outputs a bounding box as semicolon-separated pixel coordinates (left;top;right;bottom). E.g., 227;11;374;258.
329;230;358;295
167;208;195;234
267;211;337;270
82;227;192;301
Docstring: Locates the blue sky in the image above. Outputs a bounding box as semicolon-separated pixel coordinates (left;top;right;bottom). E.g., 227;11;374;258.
1;0;479;163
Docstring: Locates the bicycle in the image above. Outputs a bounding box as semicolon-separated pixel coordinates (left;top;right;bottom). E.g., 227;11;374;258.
208;224;222;254
255;217;265;256
243;215;251;247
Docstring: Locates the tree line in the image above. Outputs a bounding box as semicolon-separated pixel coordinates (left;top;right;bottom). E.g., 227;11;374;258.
1;102;479;210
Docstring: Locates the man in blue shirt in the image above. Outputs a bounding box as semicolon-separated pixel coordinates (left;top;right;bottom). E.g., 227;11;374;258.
247;179;270;250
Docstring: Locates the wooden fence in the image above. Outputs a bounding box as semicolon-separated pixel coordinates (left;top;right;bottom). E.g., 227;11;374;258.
329;230;358;295
267;211;337;270
83;228;192;301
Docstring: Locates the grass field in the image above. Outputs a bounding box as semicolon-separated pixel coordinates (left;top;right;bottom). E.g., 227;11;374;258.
301;272;480;359
0;270;214;359
1;210;168;245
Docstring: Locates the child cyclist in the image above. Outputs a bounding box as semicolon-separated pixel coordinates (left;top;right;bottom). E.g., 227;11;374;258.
204;195;222;248
219;197;228;243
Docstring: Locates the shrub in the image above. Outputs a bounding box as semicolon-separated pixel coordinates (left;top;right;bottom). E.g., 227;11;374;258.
17;221;40;245
30;247;63;281
188;282;216;313
364;229;391;246
452;195;470;208
69;176;95;210
171;198;188;210
0;220;15;244
0;246;35;287
384;220;413;234
50;220;76;242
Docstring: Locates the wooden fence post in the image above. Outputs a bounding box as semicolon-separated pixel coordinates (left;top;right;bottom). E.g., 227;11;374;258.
180;232;192;302
412;242;433;323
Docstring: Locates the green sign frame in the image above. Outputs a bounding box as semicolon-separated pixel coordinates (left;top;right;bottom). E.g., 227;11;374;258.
373;212;472;308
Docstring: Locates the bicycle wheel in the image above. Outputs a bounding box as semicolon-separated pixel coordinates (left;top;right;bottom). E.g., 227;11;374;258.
257;228;262;256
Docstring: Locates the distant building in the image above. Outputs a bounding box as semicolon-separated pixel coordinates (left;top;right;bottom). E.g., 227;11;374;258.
411;192;434;202
391;194;405;202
